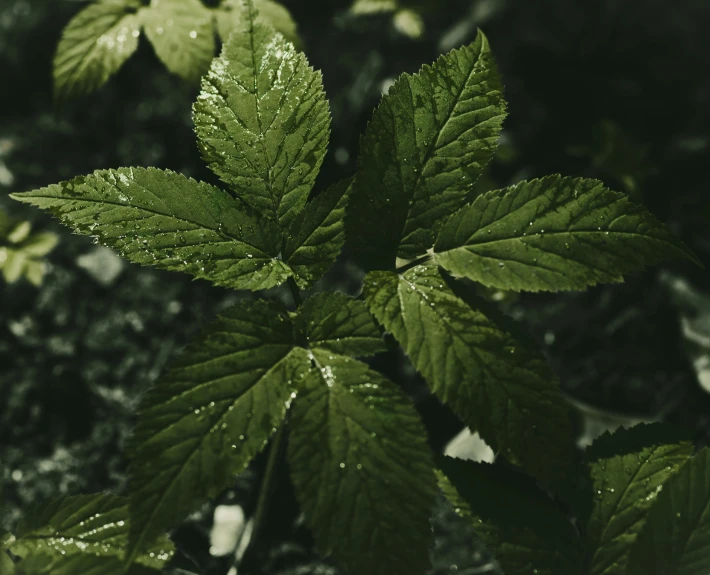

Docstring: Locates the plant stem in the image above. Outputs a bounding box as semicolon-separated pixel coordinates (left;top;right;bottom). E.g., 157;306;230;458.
287;277;302;307
396;253;433;274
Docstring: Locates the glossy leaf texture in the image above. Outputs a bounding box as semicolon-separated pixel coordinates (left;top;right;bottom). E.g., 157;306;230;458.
10;168;292;291
215;0;300;47
141;0;215;83
287;348;437;575
363;265;579;499
53;0;142;101
8;493;172;575
434;175;702;292
194;1;330;228
283;178;351;288
437;457;584;575
125;299;308;565
294;291;386;357
627;447;710;575
582;423;693;575
348;30;506;269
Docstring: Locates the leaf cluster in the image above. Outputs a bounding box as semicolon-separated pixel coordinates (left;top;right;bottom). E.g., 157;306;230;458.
9;1;706;574
0;209;57;285
53;0;298;101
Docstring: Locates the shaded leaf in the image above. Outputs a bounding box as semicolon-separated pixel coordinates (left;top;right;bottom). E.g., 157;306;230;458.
11;168;292;291
287;348;437;575
194;1;330;227
583;423;693;575
627;447;710;575
126;299;307;564
142;0;215;83
295;291;385;357
0;551;13;575
363;265;578;497
284;178;350;288
437;457;583;575
8;493;172;574
53;0;142;101
348;31;506;269
215;0;300;47
434;175;702;292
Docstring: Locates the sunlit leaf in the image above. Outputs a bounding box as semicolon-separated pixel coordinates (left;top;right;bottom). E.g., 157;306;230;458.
194;1;330;227
53;0;142;101
10;168;291;291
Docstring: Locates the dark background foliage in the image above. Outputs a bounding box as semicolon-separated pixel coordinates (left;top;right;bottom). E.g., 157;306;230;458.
1;0;709;573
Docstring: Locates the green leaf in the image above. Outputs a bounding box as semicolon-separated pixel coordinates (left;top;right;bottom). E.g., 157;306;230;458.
194;1;330;228
350;0;398;15
53;0;142;101
363;265;579;498
141;0;215;83
295;291;386;357
215;0;301;47
10;168;292;291
287;348;437;575
434;175;702;292
347;30;506;270
283;178;350;288
126;299;307;565
0;551;13;575
8;493;172;574
583;423;693;575
437;457;584;575
627;447;710;575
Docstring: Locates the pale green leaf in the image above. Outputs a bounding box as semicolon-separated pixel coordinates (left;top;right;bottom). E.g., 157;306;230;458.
141;0;215;83
194;2;330;227
437;457;584;575
583;423;693;575
126;300;307;565
434;175;702;292
348;31;506;269
17;232;58;258
53;0;142;101
10;168;292;291
6;221;31;244
216;0;300;47
283;178;350;288
363;265;579;498
627;448;710;575
1;250;26;284
8;493;172;574
295;291;385;357
350;0;398;15
287;348;437;575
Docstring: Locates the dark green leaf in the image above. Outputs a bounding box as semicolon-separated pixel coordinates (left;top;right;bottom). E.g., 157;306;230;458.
363;265;578;497
215;0;300;47
295;291;385;357
287;349;437;575
8;493;172;574
627;447;710;575
437;457;584;575
194;1;330;227
125;299;306;565
53;0;142;101
141;0;215;83
10;168;292;291
284;178;350;288
348;30;506;269
583;424;693;575
434;175;702;292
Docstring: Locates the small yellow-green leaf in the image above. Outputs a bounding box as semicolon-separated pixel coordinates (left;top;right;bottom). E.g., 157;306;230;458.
53;0;142;101
215;0;300;47
141;0;215;83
